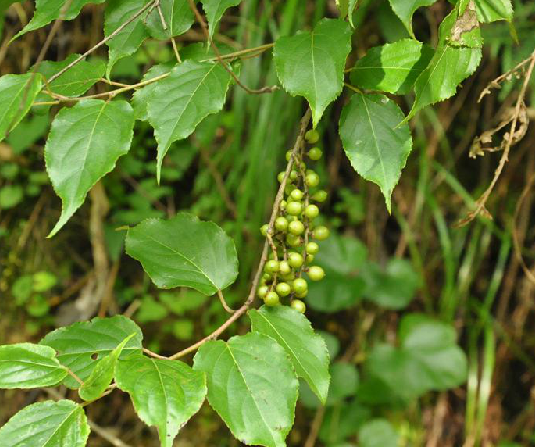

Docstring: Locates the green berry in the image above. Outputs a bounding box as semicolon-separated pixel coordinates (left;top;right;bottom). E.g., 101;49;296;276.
308;147;323;161
290;170;298;181
291;299;306;313
279;260;292;276
262;273;272;281
308;266;325;281
277;172;285;183
304;204;319;219
305;129;320;144
288;220;305;236
288;252;304;269
286;150;292;161
258;285;268;298
281;272;295;282
312;190;327;203
313;226;330;240
260;224;269;236
280;200;287;210
265;260;280;273
265;291;280;306
300;162;306;170
305;171;320;187
275;216;288;232
286;201;302;215
276;282;292;297
293;277;308;294
286;234;301;246
295;289;308;299
306;241;319;254
290;188;304;201
306;254;314;264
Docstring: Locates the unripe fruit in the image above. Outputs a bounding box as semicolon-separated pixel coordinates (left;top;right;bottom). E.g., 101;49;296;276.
291;299;306;313
265;260;280;273
293;277;308;294
308;266;325;281
304;204;319;219
306;254;314;263
257;285;268;298
300;162;306;170
279;260;292;276
295;288;308;299
290;188;304;201
313;226;330;240
262;273;272;281
286;234;301;246
286;150;292;161
277;172;285;183
288;220;305;236
308;147;323;161
286;201;302;215
275;216;288;232
280;200;287;210
265;291;280;306
306;241;319;254
288;252;304;268
276;282;292;297
305;172;320;187
290;170;298;181
312;190;327;203
260;224;269;236
305;129;320;144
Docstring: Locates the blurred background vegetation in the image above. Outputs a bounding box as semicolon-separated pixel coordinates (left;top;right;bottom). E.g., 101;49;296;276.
1;0;535;445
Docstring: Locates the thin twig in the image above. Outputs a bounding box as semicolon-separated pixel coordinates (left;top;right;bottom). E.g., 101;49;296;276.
185;0;277;95
48;0;157;84
165;109;312;360
217;290;235;313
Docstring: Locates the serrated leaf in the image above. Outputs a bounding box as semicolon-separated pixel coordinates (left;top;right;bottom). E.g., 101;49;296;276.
144;61;231;180
40;315;143;388
15;0;105;39
475;0;513;22
105;0;151;77
404;8;482;121
132;63;174;121
45;99;135;237
79;333;135;401
0;343;67;388
0;73;43;143
36;54;105;99
351;39;433;94
362;314;467;401
116;355;207;447
201;0;241;39
125;213;238;295
339;92;412;212
274;18;352;128
193;333;298;447
0;400;90;447
359;419;399;447
249;306;330;403
145;0;194;39
387;0;438;36
307;234;368;313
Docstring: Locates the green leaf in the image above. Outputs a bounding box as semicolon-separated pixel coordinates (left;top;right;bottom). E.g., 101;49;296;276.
145;0;194;39
319;399;370;445
143;61;231;180
0;343;67;388
339;92;412;212
79;333;135;401
351;39;433;94
274;18;352;128
45;99;135;237
0;400;90;447
36;54;105;99
126;213;238;295
362;259;420;309
387;0;438;36
40;315;143;388
405;8;482;121
105;0;151;77
116;355;207;447
249;306;330;403
362;314;467;401
201;0;241;39
359;419;399;447
16;0;105;39
132;63;174;121
307;234;367;313
348;0;360;26
193;333;298;447
475;0;513;22
0;73;43;143
0;185;24;209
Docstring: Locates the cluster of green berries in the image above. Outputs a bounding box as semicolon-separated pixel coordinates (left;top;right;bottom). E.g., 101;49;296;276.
258;128;329;314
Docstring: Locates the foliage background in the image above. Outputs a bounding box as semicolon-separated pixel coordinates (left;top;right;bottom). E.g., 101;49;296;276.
1;0;535;445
